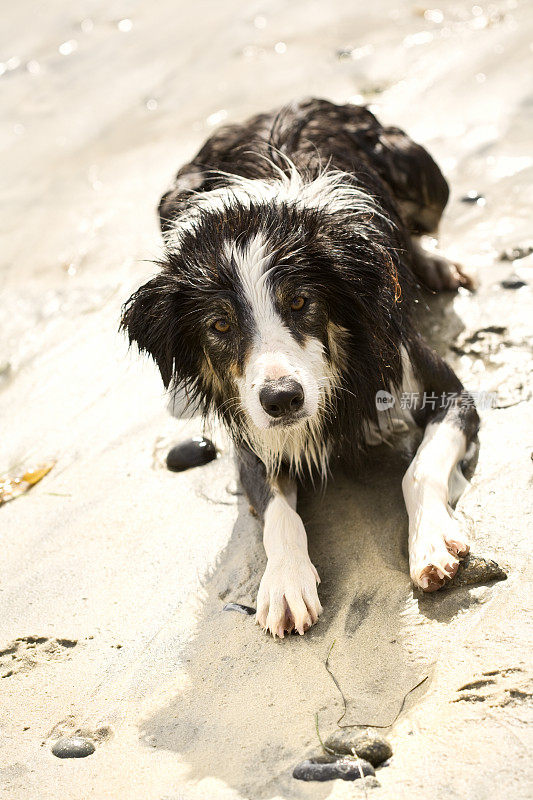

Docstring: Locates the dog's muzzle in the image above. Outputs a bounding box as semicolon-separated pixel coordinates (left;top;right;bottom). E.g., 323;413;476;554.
259;377;305;420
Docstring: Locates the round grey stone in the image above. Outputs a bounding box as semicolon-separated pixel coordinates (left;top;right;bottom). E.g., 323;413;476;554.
51;736;95;759
324;730;392;767
293;754;375;782
501;273;527;289
460;190;484;204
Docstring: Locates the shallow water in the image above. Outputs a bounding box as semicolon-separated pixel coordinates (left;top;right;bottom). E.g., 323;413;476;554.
1;2;532;799
1;1;532;442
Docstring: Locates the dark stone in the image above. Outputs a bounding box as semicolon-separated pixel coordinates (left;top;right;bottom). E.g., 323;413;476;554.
501;274;527;289
324;730;392;767
460;190;485;204
448;554;507;588
223;603;256;616
480;325;507;334
499;244;533;261
293;754;375;782
51;736;95;759
166;437;216;472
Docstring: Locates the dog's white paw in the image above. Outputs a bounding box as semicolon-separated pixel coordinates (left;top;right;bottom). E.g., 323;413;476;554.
256;553;322;637
410;515;470;592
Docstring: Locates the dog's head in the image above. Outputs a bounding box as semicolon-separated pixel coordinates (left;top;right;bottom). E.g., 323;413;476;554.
122;174;403;472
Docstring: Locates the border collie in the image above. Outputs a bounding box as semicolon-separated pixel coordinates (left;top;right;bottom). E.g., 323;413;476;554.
122;98;478;637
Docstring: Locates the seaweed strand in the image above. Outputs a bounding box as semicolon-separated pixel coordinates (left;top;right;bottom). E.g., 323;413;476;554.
324;639;429;729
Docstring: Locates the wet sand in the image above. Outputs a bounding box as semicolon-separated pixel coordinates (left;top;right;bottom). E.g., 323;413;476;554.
1;1;532;798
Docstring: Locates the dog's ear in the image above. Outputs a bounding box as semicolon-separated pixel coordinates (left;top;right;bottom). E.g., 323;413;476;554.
120;273;181;388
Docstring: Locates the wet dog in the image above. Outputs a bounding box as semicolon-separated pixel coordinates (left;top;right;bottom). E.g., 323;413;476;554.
122;98;478;637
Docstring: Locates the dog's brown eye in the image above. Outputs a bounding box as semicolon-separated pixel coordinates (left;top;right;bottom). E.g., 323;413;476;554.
213;318;230;333
290;296;306;311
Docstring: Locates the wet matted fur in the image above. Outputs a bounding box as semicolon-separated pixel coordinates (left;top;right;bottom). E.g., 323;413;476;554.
122;98;479;636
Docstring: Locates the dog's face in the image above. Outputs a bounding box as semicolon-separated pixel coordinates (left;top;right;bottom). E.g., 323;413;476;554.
123;208;336;433
122;183;402;472
221;235;332;432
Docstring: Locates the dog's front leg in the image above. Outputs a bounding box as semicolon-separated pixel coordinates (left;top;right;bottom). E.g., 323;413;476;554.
237;446;322;637
402;341;480;591
258;477;322;637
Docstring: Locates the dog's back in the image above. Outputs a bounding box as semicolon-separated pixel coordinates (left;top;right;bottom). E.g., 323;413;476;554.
159;97;449;239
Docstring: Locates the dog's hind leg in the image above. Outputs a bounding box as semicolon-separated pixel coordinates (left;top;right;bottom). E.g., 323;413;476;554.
237;445;322;637
402;340;479;591
411;237;475;292
339;112;473;291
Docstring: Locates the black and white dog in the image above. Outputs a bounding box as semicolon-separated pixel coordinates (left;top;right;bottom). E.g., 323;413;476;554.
122;98;478;638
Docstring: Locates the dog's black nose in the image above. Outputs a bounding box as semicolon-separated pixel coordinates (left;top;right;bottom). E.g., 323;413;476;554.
259;378;304;419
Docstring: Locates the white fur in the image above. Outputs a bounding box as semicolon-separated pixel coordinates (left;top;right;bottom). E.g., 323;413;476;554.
402;420;470;590
164;165;392;248
227;234;334;479
256;478;322;637
367;347;471;590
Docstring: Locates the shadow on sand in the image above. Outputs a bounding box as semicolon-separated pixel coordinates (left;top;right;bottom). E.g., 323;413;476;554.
139;293;493;798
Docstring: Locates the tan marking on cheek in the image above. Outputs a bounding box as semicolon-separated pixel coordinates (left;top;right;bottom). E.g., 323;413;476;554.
239;341;255;381
201;352;244;415
227;359;243;379
200;353;224;394
327;322;350;372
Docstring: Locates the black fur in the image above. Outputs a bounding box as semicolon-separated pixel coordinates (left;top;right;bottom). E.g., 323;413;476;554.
237;444;273;520
121;98;479;477
158;98;448;235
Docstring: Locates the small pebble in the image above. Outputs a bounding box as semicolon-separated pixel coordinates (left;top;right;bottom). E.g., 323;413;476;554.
51;736;95;759
293;754;375;782
324;730;392;767
501;274;527;289
223;603;256;616
225;480;243;496
499;244;533;262
166;437;216;472
460;190;485;204
448;554;507;588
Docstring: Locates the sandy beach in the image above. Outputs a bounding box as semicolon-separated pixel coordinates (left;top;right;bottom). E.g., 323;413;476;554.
1;1;532;797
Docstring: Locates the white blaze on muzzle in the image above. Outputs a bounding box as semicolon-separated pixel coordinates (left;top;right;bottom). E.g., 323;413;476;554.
242;338;323;429
227;236;324;430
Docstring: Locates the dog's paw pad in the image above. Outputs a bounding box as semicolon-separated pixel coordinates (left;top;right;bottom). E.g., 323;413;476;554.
416;249;475;292
256;559;322;638
417;560;458;592
445;536;470;558
412;544;460;592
